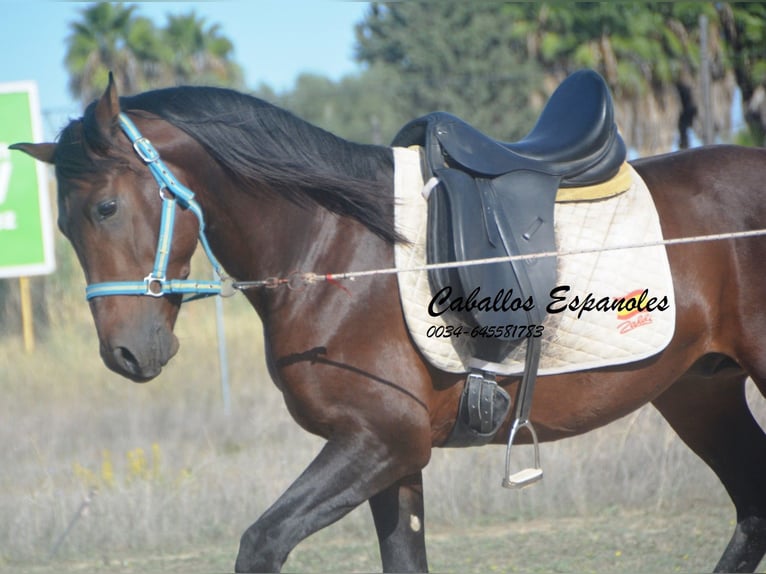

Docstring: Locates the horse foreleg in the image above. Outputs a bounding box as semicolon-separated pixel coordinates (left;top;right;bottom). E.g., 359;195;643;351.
234;435;429;573
652;372;766;573
368;471;428;572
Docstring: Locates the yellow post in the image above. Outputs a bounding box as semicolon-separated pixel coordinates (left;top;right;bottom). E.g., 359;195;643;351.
19;276;34;353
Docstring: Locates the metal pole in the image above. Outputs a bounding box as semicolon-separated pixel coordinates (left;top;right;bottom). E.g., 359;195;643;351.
48;487;96;558
214;270;231;415
19;276;34;353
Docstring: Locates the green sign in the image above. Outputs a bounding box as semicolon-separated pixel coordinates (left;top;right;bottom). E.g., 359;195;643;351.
0;82;55;278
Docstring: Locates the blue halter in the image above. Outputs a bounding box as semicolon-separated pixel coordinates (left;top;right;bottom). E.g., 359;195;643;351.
84;113;234;301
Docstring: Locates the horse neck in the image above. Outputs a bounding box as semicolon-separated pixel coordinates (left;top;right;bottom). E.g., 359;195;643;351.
181;136;396;316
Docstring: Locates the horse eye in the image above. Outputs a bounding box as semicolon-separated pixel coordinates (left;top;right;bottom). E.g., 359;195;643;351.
96;199;118;220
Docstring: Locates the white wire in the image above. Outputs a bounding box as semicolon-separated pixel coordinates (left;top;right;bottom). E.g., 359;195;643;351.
234;226;766;290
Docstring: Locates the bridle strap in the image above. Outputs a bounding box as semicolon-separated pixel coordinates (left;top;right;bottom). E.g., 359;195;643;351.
84;113;234;301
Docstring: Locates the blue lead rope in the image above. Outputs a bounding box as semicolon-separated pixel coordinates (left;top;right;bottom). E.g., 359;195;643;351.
85;113;233;301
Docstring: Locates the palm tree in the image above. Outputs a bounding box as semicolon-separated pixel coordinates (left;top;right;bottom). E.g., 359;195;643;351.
64;3;152;104
65;3;243;106
161;12;243;88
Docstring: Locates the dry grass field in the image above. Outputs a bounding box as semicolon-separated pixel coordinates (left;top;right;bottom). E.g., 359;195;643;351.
1;244;765;573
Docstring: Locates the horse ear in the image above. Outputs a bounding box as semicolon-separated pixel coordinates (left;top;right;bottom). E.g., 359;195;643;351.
93;71;121;139
9;142;57;164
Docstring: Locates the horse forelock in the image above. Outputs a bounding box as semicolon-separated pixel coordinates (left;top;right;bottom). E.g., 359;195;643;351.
54;106;129;192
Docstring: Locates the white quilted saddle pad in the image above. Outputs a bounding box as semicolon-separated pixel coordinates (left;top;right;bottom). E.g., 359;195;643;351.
393;147;676;376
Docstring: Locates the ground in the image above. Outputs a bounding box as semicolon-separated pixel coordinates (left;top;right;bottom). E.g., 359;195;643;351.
4;505;747;574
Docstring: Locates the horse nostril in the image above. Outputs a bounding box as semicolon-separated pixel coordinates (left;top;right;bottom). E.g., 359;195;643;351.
114;346;140;374
109;345;161;382
100;336;168;382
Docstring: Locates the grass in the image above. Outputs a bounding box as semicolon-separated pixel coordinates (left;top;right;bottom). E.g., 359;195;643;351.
0;506;741;573
1;244;765;572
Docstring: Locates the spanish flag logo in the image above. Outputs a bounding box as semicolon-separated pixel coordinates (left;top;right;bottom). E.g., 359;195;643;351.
616;289;646;320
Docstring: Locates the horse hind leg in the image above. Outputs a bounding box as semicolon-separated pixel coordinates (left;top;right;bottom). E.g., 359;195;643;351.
652;367;766;573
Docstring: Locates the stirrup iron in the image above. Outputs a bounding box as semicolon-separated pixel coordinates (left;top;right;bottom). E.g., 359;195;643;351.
501;335;544;489
502;418;543;489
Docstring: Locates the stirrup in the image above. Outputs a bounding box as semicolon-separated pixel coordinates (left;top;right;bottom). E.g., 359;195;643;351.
502;418;543;489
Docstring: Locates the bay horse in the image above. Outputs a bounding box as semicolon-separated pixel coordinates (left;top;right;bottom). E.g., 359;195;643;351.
12;76;766;573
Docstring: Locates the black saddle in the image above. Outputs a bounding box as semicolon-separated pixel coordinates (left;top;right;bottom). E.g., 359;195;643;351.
392;69;626;364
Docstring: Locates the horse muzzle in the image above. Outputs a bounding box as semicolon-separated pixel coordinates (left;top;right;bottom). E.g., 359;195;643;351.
100;330;180;382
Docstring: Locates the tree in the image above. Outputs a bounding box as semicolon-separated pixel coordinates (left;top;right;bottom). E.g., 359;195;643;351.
64;2;242;105
355;2;742;154
161;12;243;88
718;3;766;145
260;65;408;145
64;3;152;104
522;2;734;152
355;2;543;141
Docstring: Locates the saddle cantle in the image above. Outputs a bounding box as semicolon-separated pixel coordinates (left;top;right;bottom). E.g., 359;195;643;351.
391;69;626;364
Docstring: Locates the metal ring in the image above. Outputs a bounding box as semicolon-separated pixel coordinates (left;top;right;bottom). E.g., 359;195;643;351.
144;275;165;297
158;182;180;202
287;272;309;291
219;277;236;297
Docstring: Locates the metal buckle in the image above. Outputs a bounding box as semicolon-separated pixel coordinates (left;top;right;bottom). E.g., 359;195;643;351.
143;274;165;297
133;137;160;164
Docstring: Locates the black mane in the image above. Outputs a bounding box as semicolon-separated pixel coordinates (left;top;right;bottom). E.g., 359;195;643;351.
59;85;399;243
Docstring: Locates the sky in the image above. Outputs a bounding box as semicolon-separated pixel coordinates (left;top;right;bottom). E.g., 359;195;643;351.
0;1;370;139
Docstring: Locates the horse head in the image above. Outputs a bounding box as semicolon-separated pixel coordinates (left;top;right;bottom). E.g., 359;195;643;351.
12;76;202;382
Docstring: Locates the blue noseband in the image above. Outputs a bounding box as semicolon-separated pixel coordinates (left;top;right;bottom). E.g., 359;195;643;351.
84;113;233;301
